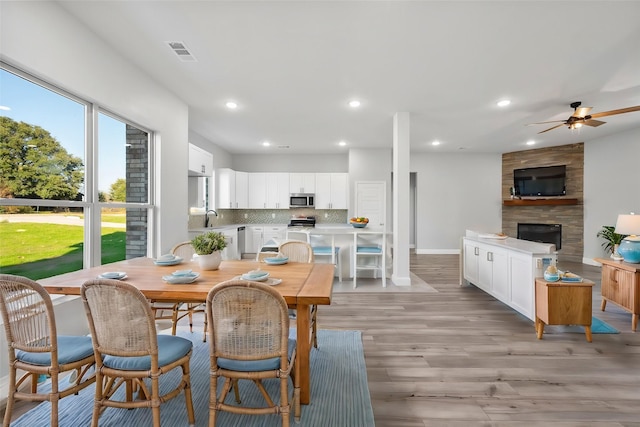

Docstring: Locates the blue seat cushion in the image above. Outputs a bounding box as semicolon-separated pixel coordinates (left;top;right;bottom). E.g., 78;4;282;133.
17;335;94;366
357;246;382;253
103;335;192;371
313;246;339;255
217;338;296;372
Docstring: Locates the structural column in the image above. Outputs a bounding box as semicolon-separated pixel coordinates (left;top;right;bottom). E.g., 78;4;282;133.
392;112;411;286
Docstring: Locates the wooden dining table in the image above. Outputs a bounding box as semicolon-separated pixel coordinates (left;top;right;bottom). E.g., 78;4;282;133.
38;257;334;404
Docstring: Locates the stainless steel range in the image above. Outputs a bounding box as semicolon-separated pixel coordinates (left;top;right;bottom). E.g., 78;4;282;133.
288;216;316;228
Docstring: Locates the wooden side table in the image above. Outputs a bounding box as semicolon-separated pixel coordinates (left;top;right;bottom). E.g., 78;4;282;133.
595;258;640;331
535;277;595;342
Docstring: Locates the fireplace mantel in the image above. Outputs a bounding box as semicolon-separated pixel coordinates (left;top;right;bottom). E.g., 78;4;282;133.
503;198;579;206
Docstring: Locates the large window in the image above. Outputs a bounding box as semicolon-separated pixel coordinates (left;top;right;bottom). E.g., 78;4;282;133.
0;64;154;279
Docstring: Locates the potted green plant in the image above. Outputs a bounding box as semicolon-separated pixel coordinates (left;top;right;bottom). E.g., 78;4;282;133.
597;225;626;260
191;231;228;270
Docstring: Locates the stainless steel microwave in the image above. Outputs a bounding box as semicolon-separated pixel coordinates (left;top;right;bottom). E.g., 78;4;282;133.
290;193;315;208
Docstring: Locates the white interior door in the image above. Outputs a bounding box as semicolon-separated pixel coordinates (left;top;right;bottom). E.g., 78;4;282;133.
355;181;386;229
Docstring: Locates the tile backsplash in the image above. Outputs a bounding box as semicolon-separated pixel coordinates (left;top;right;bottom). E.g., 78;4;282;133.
189;209;348;229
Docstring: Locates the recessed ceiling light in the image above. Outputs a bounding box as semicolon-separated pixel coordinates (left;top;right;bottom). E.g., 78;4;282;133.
338;140;347;146
431;140;441;146
225;101;238;109
497;99;511;107
526;140;535;146
262;141;271;147
348;100;361;108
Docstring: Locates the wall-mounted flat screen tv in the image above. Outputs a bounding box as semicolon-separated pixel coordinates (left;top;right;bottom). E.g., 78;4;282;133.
513;165;566;197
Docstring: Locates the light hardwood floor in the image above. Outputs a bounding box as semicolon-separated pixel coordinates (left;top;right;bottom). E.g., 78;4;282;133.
4;255;640;426
320;254;640;426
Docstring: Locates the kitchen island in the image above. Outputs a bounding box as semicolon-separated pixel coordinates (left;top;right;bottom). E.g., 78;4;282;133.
462;230;557;321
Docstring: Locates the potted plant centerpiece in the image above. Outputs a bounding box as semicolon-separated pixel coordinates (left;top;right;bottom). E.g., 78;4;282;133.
597;225;626;261
191;231;227;270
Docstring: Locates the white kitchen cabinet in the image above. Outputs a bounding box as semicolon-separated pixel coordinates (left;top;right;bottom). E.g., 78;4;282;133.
263;225;285;244
248;173;289;209
235;171;248;209
265;173;290;209
463;241;480;286
248;173;267;209
315;173;348;209
216;168;248;209
289;173;315;194
188;143;213;176
220;228;239;261
247;226;264;253
462;233;556;321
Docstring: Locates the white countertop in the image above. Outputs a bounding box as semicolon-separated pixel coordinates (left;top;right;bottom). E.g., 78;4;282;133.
464;230;556;255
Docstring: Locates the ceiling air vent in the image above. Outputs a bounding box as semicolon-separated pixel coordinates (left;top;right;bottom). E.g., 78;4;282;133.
277;145;290;149
166;41;196;62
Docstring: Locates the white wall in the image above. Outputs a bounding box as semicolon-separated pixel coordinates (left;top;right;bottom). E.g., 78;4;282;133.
584;127;640;263
233;154;348;172
189;130;233;169
1;2;190;255
411;152;502;252
348;148;393;226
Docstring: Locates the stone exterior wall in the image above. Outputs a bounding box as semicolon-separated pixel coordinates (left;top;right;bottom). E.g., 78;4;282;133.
502;143;584;262
125;125;149;259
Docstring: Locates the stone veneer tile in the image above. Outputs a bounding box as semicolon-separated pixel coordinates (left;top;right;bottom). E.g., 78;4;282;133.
502;143;584;262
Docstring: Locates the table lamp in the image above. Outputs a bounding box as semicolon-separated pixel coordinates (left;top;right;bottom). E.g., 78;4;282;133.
615;213;640;263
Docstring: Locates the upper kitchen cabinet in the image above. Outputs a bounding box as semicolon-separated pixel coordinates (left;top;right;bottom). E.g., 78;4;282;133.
315;173;348;209
216;168;248;209
188;143;213;177
249;173;290;209
289;173;315;194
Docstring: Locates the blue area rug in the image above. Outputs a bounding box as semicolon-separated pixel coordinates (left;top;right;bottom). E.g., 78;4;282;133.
547;316;620;335
12;329;374;426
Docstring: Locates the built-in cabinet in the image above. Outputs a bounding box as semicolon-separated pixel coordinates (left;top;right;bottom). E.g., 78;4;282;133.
188;144;213;176
315;173;348;209
248;173;290;209
216;169;348;210
246;225;286;253
216;168;248;209
463;233;556;321
289;173;315;194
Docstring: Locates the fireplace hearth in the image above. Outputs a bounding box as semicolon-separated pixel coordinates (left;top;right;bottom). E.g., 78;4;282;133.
517;223;562;251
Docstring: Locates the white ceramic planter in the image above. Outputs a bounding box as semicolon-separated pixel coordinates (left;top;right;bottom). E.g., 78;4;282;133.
197;251;222;270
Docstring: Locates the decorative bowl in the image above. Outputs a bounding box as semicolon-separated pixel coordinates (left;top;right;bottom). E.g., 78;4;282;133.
543;272;560;282
351;222;367;228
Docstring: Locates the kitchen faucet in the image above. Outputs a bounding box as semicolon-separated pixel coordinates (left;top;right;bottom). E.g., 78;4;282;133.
204;209;218;228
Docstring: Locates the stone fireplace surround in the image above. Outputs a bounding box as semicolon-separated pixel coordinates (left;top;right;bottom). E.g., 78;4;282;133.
502;143;584;263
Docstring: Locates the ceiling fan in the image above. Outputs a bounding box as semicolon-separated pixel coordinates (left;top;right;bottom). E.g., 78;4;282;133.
529;101;640;134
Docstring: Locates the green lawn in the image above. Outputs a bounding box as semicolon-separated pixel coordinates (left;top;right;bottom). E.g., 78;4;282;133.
0;222;125;280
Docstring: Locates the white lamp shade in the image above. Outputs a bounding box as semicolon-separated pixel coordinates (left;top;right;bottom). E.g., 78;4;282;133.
615;214;640;236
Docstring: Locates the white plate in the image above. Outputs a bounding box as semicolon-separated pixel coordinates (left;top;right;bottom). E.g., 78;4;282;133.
98;272;127;280
240;272;270;282
154;256;183;266
162;272;200;284
263;278;282;286
264;257;289;265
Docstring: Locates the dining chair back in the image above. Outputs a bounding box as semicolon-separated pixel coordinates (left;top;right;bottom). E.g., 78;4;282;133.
81;279;195;427
206;279;300;426
0;274;95;427
278;241;314;263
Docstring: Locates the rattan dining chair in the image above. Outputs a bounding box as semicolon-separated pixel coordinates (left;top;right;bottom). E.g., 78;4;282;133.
150;241;207;340
0;274;96;427
81;279;195;427
278;241;320;349
206;279;300;427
